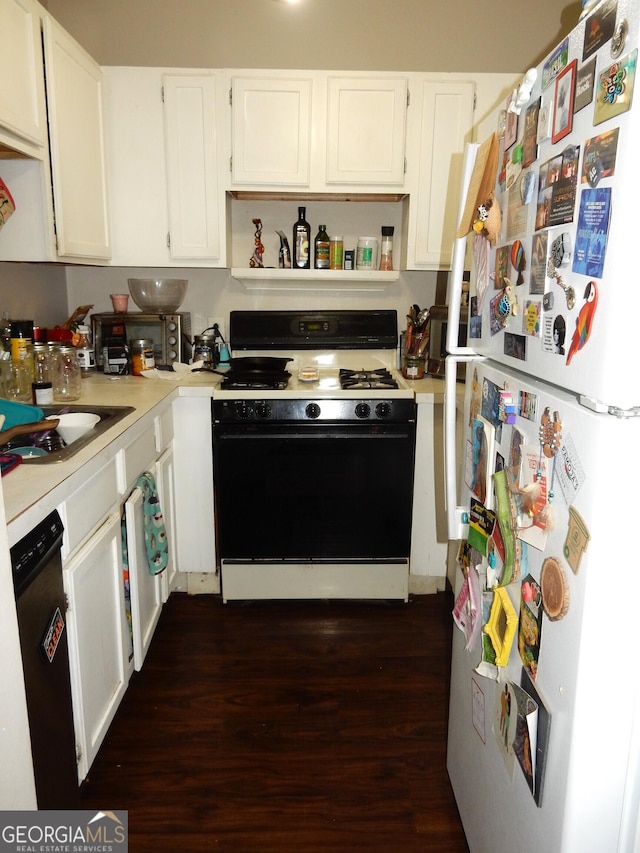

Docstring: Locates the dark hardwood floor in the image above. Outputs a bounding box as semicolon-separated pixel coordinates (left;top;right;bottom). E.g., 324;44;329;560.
80;591;469;852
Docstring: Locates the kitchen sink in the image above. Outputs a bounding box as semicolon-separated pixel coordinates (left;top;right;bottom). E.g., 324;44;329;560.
1;404;135;464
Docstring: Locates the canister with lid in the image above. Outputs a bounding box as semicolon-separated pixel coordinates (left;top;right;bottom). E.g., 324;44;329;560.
356;237;378;270
130;338;155;375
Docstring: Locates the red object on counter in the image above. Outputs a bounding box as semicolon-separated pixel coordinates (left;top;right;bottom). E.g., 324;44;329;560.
47;326;73;343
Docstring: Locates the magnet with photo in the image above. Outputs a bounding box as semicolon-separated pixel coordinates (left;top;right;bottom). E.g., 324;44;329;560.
537;93;554;143
582;0;617;61
530;232;548;295
504;332;527;361
552;60;577;144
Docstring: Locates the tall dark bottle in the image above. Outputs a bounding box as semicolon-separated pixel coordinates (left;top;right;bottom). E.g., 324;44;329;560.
292;206;311;269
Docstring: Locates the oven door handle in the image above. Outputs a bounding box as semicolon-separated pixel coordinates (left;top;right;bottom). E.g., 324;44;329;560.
214;426;416;440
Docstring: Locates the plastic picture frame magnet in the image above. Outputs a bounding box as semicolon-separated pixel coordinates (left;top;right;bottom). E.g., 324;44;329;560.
484;585;518;667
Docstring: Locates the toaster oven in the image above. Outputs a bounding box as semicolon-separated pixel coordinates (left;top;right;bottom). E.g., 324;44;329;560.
91;312;192;370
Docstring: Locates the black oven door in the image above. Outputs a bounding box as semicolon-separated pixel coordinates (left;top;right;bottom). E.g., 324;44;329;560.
213;420;416;561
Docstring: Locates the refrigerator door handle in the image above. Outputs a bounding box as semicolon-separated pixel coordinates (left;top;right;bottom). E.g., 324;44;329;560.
444;353;481;540
447;142;479;357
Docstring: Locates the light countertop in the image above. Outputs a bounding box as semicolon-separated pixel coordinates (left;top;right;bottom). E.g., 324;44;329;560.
1;369;446;543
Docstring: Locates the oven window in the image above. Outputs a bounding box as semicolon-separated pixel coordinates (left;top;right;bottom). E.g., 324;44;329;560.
213;425;416;561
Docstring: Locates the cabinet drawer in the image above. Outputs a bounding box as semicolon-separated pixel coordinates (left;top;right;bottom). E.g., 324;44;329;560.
61;460;119;558
118;426;157;493
154;404;174;453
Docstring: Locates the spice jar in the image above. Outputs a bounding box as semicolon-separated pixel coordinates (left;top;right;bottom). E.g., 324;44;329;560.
130;338;155;375
379;226;394;271
53;345;81;402
402;353;426;380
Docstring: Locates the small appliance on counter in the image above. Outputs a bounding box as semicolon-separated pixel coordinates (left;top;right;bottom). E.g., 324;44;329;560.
91;312;192;371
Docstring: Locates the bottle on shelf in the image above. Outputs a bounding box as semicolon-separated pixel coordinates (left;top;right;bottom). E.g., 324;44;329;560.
292;206;311;269
329;236;344;270
379;226;395;271
314;224;330;269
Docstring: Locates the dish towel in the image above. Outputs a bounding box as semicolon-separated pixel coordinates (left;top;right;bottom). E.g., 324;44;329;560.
136;471;168;575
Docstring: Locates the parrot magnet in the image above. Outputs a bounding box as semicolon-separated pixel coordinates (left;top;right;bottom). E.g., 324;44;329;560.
498;278;519;318
566;281;598;364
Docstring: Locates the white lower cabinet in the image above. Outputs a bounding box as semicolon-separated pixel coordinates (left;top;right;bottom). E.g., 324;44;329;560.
156;444;177;602
63;510;132;783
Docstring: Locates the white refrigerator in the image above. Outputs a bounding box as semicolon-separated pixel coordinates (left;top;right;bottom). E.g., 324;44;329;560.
443;0;640;850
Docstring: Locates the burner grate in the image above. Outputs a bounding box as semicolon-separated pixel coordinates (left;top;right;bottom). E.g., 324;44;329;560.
339;368;398;390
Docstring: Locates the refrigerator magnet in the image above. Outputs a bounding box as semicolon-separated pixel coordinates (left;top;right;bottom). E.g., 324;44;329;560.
540;557;570;621
594;49;637;125
552;61;577;144
485;585;518;666
563;506;591;574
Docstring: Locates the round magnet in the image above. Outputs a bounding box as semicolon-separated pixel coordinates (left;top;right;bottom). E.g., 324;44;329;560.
611;19;628;58
541;557;570;621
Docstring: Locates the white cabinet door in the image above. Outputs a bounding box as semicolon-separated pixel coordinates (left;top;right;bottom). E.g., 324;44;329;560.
163;73;223;260
156;444;177;602
326;76;407;185
408;81;474;268
63;511;131;782
0;0;47;150
103;67;171;266
42;14;110;260
231;75;312;186
124;482;163;671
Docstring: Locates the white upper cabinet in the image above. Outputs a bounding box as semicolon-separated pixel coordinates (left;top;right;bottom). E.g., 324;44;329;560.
405;80;475;269
326;76;407;186
0;0;47;152
228;72;408;192
163;73;223;260
42;13;111;260
231;75;312;186
103;67;228;267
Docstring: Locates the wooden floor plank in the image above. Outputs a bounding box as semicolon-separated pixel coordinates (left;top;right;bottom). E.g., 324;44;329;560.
80;592;469;852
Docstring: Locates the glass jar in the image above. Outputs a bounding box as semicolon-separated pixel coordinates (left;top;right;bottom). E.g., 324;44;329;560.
53;345;81;402
130;338;155;375
33;343;53;383
402;353;426;380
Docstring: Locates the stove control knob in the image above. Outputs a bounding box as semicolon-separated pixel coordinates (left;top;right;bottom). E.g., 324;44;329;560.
254;402;272;419
235;402;252;419
355;403;371;419
375;402;392;418
305;402;321;419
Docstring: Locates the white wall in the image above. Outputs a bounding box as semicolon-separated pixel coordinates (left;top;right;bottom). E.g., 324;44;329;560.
46;0;582;75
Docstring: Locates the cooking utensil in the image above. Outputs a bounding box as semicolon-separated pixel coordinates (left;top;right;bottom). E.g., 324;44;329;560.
0;419;60;446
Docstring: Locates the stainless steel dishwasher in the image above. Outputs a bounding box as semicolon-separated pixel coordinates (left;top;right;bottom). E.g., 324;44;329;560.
11;510;79;808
